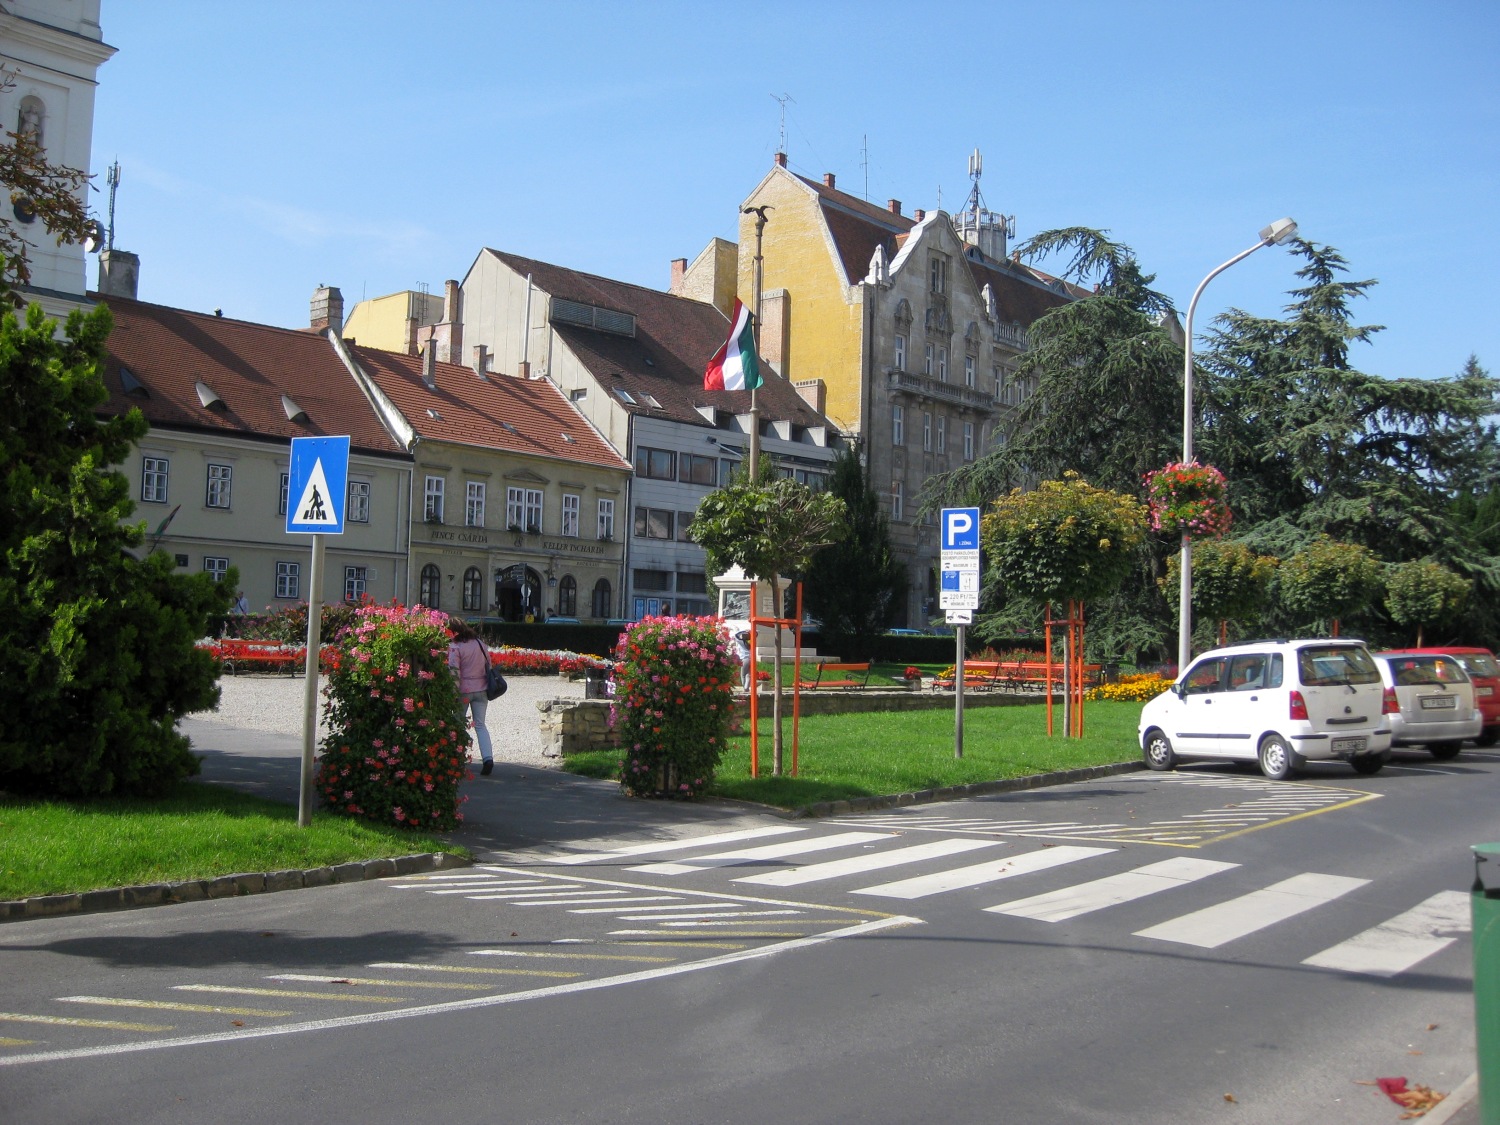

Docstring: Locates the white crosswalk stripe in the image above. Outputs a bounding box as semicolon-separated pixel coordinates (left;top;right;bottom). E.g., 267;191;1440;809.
1301;890;1471;976
853;845;1114;900
986;857;1238;922
734;837;1001;887
629;831;895;875
552;825;806;865
1133;873;1370;948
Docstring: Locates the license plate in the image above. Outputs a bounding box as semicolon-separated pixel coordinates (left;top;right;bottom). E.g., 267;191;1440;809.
1479;686;1494;697
1331;737;1366;753
1420;695;1457;710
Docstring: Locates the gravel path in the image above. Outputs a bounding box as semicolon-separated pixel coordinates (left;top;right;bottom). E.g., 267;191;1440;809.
191;672;586;769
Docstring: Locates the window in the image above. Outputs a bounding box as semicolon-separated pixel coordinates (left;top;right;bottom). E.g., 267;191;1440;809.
677;511;696;542
923;343;934;376
348;480;370;523
633;569;673;592
524;489;542;532
420;564;441;609
424;475;445;522
558;575;577;616
922;412;932;452
206;463;232;509
465;481;485;528
591;578;613;618
992;365;1001;395
278;472;289;515
719;458;741;487
964;356;976;388
275;561;299;599
892;404;904;446
937;348;948;382
561;493;580;537
936;416;946;454
507;486;542;532
891;480;904;522
462;567;483;612
791;468;826;490
203;556;229;583
344;566;368;603
676;571;708;595
635;446;676;480
634;506;674;540
597;498;615;540
894;334;906;370
930;256;946;294
679;452;717;485
142;457;169;503
963;422;974;461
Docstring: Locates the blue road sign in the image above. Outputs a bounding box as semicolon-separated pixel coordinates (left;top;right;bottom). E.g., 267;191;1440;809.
286;436;350;535
941;507;981;552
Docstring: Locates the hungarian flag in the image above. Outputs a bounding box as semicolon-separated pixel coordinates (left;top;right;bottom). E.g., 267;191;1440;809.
704;298;763;392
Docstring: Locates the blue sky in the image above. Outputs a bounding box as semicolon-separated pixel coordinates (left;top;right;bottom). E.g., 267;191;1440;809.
90;1;1497;383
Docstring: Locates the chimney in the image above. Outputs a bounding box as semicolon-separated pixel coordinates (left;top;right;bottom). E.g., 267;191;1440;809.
472;343;489;381
442;279;463;364
669;257;687;294
421;345;436;390
913;209;925;222
774;152;787;168
887;199;902;216
823;172;836;189
97;249;140;300
311;285;344;336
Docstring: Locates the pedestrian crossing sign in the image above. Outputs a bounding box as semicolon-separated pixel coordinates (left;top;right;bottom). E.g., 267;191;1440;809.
286;436;350;535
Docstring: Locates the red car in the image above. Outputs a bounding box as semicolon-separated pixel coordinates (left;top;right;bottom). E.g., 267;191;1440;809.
1379;646;1500;745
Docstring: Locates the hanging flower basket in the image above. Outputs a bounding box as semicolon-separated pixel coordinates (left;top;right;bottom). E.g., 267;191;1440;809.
1144;461;1232;539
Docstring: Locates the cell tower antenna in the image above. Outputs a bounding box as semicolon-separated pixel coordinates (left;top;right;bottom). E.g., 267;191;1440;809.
861;134;869;200
771;92;795;156
105;160;121;251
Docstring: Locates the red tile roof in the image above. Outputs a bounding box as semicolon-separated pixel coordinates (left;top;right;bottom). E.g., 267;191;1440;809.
350;344;631;472
94;294;406;457
485;250;833;432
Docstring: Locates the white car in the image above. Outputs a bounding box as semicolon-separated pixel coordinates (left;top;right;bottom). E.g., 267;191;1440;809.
1138;639;1393;779
1371;651;1482;759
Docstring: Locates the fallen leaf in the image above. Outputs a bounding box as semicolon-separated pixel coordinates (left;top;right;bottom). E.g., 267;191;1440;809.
260;932;275;938
1409;1050;1423;1056
1426;1023;1439;1031
511;932;519;937
1223;1093;1236;1103
230;1020;244;1027
331;978;353;985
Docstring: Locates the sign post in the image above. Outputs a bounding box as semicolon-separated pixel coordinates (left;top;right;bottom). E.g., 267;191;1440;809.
286;436;350;827
940;507;981;760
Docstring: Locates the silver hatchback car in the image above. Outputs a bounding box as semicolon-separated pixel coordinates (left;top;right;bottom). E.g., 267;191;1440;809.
1371;652;1482;760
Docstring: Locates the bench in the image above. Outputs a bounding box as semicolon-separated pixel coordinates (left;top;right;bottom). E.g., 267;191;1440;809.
798;662;873;690
213;638;306;676
931;661;1006;692
999;662;1104;692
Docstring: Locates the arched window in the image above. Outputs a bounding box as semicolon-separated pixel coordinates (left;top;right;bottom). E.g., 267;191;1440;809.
558;575;577;616
419;563;441;609
462;567;482;612
592;577;612;618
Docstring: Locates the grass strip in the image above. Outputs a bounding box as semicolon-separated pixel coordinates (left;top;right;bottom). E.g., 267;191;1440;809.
0;781;466;900
565;700;1145;809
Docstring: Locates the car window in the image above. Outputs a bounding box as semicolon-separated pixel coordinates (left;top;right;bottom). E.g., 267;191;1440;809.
1267;654;1284;688
1183;658;1227;695
1385;656;1467;686
1227;654;1269;692
1298;645;1381;686
1458;653;1500;677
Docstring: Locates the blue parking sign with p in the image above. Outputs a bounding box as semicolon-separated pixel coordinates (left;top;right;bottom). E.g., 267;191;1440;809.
286;436;350;535
941;507;981;551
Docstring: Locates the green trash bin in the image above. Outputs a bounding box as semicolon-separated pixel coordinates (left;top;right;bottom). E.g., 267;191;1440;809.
1474;843;1500;1125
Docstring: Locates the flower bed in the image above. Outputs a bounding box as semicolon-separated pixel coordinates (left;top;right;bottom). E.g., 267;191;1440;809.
488;647;609;677
1085;672;1172;703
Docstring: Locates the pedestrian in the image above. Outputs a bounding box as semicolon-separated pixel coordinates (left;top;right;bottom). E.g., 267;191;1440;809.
734;629;753;690
447;619;495;776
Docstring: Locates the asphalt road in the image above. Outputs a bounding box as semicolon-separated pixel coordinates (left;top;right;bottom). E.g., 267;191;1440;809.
1;734;1492;1123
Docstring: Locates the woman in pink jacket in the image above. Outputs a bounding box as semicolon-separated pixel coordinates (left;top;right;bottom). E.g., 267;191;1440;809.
447;619;494;775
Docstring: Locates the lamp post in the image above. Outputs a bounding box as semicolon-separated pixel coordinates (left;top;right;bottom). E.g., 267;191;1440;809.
1177;218;1298;673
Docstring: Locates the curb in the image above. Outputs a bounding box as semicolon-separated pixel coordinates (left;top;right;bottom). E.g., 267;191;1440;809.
0;851;471;925
1423;1073;1478;1124
798;760;1146;818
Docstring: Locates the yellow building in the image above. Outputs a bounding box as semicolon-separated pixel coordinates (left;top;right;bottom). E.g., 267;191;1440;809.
341;288;446;355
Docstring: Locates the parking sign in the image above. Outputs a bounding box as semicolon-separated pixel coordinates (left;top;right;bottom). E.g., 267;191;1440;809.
942;507;981;551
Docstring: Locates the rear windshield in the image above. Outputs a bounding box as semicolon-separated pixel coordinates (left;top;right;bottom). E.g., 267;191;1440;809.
1385;656;1471;686
1297;645;1381;686
1458;653;1500;678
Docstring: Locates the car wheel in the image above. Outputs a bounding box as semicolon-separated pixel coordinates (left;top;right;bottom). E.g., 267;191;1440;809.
1475;727;1500;748
1258;734;1295;780
1349;752;1387;776
1429;743;1463;761
1143;729;1176;771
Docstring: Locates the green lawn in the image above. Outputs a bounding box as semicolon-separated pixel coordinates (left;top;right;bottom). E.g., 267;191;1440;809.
0;782;467;900
566;699;1145;810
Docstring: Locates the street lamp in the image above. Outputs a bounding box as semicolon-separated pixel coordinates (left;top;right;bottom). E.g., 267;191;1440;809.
1177;218;1298;673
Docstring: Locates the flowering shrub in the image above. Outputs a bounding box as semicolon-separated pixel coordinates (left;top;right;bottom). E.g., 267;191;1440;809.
612;616;736;798
1144;461;1231;538
315;603;468;830
1085;672;1173;702
903;666;923;681
488;646;608;676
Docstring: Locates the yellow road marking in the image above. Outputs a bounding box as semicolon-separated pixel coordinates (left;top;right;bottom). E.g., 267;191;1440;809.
57;997;291;1017
467;949;674;963
0;1038;37;1046
1202;791;1382;844
658;919;862;928
0;1012;172;1032
610;930;806;939
267;975;492;992
173;985;405;1005
574;940;749;950
368;961;583;978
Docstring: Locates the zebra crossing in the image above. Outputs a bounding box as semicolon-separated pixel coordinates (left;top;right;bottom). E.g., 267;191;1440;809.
529;821;1470;981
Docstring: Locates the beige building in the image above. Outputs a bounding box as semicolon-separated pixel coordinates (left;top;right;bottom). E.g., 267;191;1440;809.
341;287;445;356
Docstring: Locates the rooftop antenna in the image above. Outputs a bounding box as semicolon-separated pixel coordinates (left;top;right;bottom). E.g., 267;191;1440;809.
771;92;795;156
956;147;1015;259
861;134;869;200
105;160;120;251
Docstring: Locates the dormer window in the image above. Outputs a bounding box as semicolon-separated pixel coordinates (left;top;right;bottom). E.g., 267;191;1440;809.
194;380;226;411
280;394;310;424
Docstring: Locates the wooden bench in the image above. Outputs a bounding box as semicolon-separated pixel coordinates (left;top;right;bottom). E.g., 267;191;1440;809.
214;638;306;676
1000;662;1104;692
930;661;1006;692
798;662;873;690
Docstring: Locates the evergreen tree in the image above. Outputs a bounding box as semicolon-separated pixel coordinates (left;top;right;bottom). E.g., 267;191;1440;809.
0;301;231;797
802;448;906;659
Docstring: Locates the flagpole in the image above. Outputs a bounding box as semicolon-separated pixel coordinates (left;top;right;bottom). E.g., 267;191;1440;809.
743;205;771;479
